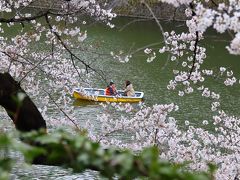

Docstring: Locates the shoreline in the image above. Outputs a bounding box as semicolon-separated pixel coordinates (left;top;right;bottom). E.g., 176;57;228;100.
28;1;187;21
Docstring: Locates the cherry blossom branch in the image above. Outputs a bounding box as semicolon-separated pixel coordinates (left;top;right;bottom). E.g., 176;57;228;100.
208;0;234;39
1;51;66;84
0;11;49;23
70;54;85;82
153;128;159;146
188;31;199;79
188;3;199;80
19;53;54;83
97;128;123;143
43;89;80;130
44;14;108;85
0;51;33;76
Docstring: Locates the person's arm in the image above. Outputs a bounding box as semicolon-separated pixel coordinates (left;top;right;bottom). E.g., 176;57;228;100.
109;87;114;95
125;85;132;92
123;85;130;96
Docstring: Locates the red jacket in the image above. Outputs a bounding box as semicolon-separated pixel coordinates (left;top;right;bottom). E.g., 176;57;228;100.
105;86;114;95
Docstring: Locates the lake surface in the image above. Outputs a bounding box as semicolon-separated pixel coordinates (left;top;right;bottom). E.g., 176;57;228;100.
1;17;240;179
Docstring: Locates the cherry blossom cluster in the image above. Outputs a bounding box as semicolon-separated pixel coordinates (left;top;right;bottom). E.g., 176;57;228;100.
158;30;211;100
154;0;240;110
144;48;157;62
63;0;116;28
1;0;240;179
87;102;179;149
0;0;116;128
160;0;192;7
96;1;240;179
184;1;240;54
93;100;240;179
110;51;132;63
0;0;32;12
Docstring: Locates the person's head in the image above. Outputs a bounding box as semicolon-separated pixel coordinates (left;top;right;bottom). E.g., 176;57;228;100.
125;80;131;87
109;82;115;87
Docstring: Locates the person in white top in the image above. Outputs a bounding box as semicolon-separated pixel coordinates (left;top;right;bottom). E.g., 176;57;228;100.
124;80;135;96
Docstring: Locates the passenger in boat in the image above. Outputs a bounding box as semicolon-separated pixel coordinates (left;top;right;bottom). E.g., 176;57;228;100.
110;82;118;95
105;82;117;96
124;80;135;96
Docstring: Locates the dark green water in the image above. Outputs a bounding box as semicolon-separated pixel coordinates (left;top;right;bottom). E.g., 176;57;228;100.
1;17;240;179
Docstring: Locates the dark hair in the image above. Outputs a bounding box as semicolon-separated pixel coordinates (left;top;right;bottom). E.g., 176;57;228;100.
125;80;131;87
109;82;114;85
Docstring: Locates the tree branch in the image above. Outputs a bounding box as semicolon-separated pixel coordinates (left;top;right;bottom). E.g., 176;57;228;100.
43;89;80;130
188;31;199;79
44;14;108;85
0;73;46;132
0;11;49;23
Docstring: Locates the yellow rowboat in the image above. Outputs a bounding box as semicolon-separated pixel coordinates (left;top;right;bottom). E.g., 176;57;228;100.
73;88;144;103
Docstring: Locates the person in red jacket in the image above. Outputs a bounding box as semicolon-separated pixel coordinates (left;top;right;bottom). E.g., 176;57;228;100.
105;82;117;96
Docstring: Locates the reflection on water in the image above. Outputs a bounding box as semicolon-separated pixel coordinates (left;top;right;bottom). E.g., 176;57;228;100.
72;99;97;107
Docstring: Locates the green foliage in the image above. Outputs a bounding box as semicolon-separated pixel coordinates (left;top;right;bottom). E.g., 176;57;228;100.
0;133;13;180
0;158;12;180
20;130;215;180
0;130;216;179
0;132;46;180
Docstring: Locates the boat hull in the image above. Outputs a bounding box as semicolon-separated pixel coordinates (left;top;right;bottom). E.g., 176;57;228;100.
73;89;143;103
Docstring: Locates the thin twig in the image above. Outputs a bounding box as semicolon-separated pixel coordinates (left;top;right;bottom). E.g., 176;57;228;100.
119;18;152;32
19;53;53;83
141;0;170;71
43;89;80;130
141;0;166;43
70;54;82;80
45;14;108;84
130;41;163;55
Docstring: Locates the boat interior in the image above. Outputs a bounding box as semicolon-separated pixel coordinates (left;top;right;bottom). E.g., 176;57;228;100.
75;88;143;98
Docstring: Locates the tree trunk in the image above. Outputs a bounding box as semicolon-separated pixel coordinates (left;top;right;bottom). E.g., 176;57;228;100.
0;72;46;132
